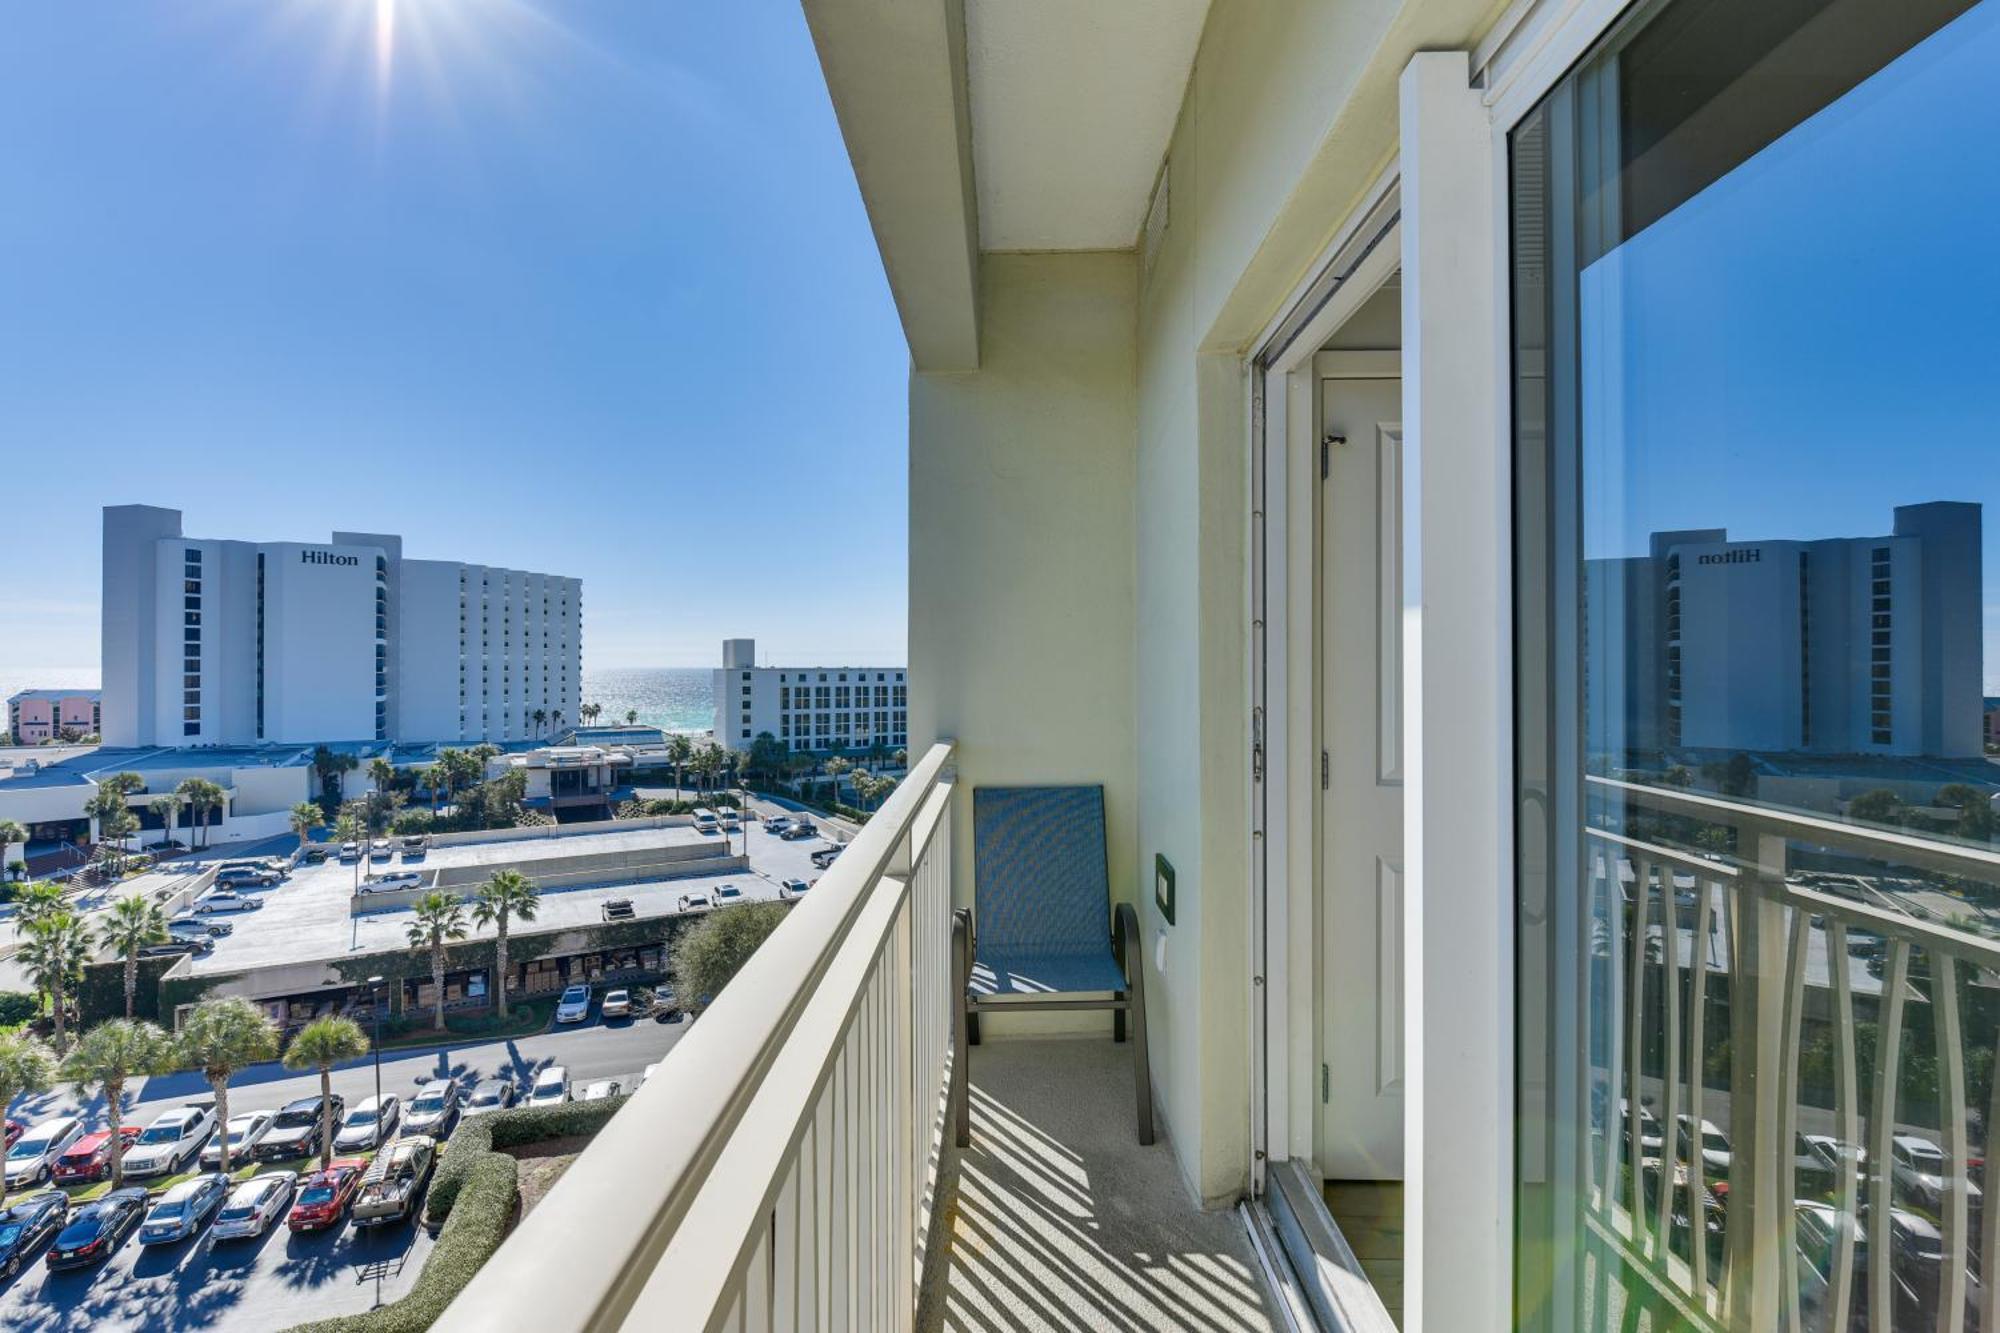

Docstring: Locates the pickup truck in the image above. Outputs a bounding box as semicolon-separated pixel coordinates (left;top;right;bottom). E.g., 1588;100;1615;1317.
349;1136;437;1228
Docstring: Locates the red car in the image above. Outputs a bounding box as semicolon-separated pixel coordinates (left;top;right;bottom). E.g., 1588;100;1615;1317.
286;1158;369;1232
51;1127;143;1185
4;1120;21;1149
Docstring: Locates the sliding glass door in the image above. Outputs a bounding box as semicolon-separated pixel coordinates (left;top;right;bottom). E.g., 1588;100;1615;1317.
1512;0;1998;1326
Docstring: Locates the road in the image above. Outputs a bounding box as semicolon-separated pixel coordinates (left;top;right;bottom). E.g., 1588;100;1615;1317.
0;1009;689;1332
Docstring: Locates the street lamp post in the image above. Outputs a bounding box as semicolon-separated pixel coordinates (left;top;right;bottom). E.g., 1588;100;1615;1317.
366;975;385;1128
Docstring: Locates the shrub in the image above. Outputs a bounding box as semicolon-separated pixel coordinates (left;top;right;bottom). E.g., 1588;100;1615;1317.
284;1153;519;1333
422;1095;629;1229
0;991;38;1026
671;902;789;1014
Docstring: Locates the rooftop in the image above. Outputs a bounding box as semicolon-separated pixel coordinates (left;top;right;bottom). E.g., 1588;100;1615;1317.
7;687;101;702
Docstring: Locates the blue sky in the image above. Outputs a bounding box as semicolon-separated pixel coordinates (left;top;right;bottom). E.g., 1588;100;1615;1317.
0;0;909;674
1582;0;1999;690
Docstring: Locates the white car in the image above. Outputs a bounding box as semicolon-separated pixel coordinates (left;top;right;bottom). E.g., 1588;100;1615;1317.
1675;1116;1733;1177
369;839;394;861
713;885;745;904
200;1111;274;1169
578;1080;622;1102
678;893;712;914
763;815;792;834
1892;1132;1983;1210
555;984;593;1025
600;989;632;1020
211;1171;298;1240
461;1078;516;1120
779;878;811;900
360;871;426;893
334;1094;402;1152
528;1067;569;1108
339;841;361;862
124;1105;217;1179
4;1115;84;1189
193;891;262;915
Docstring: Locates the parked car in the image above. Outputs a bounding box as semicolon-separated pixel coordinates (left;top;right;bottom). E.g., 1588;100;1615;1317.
678;892;713;914
170;915;233;938
123;1105;216;1179
578;1080;622;1102
51;1127;142;1185
600;989;633;1020
1892;1133;1983;1211
0;1191;68;1279
287;1159;369;1232
339;841;362;862
404;1080;461;1138
215;865;280;888
5;1117;85;1190
216;857;286;874
139;1172;232;1246
1675;1116;1734;1179
782;821;818;841
304;846;330;864
193;891;262;914
259;1094;344;1162
714;885;745;904
140;936;211;959
400;835;428;860
200;1111;274;1169
461;1078;516;1120
720;810;741;831
692;808;720;835
369;839;393;862
45;1188;148;1271
779;878;811;900
763;815;793;834
555;984;593;1025
810;845;843;868
527;1066;569;1108
360;871;426;893
211;1171;298;1241
333;1095;402;1152
651;989;683;1023
3;1120;20;1149
351;1136;438;1228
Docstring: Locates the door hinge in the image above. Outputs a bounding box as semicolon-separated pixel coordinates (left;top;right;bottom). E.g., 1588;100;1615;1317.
1321;433;1345;479
1321;1063;1330;1103
1252;706;1266;783
1320;749;1330;789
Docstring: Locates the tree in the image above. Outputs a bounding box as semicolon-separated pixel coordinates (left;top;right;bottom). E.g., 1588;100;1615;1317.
421;764;448;812
177;998;279;1171
1661;766;1694;789
747;732;788;786
1848;788;1906;828
1936;784;1996;842
625;709;639;726
98;894;170;1019
148;794;181;852
0;819;24;883
824;755;852;807
0;1032;56;1206
290;801;323;856
312;746;359;804
668;733;695;797
61;1019;172;1191
406;892;470;1031
177;777;227;848
13;881;67;931
19;913;89;1050
532;709;548;738
671;902;791;1015
282;1017;370;1172
368;757;396;795
472;870;540;1020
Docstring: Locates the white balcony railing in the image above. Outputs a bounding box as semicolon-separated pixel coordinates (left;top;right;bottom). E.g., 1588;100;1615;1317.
1579;776;2000;1333
437;741;956;1333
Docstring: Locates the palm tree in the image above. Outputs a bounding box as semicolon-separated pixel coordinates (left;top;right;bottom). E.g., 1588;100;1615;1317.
532;709;548;738
19;913;89;1050
281;1017;370;1172
13;881;66;930
471;870;540;1020
824;755;852;807
0;1032;55;1208
625;709;639;726
668;734;694;798
421;764;447;812
177;777;227;848
147;794;180;854
98;894;170;1018
406;891;470;1031
289;801;322;857
0;818;25;883
61;1019;171;1191
177;998;278;1172
368;757;396;794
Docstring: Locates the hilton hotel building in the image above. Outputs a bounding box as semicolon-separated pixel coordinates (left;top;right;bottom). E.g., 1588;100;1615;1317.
102;505;581;748
1584;501;1982;759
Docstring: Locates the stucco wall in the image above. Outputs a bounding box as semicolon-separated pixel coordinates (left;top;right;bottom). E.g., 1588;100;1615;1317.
908;248;1140;1008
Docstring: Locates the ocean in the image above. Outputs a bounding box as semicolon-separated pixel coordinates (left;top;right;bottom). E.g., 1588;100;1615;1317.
0;666;717;738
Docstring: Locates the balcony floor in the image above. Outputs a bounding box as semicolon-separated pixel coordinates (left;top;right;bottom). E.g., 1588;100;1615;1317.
920;1036;1279;1333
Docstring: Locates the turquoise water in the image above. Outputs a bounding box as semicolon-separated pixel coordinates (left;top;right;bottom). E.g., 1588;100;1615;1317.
580;667;714;736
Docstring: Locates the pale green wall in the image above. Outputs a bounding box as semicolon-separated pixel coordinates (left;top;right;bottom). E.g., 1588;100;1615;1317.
908;252;1141;980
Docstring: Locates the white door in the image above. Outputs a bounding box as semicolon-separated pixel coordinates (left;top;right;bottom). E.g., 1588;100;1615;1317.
1316;350;1405;1180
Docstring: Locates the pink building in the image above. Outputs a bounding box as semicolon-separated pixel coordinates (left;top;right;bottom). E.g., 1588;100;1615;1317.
7;690;101;744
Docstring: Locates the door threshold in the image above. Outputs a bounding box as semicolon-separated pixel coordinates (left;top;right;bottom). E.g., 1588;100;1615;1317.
1258;1159;1400;1333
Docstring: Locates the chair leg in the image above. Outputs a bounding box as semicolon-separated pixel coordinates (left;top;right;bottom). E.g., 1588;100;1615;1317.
1114;903;1156;1146
1114;998;1126;1043
952;908;972;1149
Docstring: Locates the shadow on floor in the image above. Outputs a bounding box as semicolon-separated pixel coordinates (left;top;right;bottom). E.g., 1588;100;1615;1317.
920;1038;1277;1333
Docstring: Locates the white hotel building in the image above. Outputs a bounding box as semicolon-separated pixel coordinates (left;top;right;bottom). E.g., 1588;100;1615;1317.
102;505;581;747
710;638;906;754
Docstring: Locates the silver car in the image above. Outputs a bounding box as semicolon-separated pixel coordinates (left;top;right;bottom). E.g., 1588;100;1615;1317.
200;1111;274;1169
333;1095;401;1152
211;1171;298;1240
138;1173;231;1245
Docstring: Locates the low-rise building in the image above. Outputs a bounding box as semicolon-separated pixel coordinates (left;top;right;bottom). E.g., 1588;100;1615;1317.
711;637;906;754
7;689;101;744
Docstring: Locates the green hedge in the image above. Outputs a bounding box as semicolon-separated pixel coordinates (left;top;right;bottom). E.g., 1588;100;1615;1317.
0;991;37;1026
423;1095;630;1229
284;1153;519;1333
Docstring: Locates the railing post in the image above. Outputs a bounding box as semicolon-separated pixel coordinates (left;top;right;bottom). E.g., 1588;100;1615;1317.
1726;822;1788;1332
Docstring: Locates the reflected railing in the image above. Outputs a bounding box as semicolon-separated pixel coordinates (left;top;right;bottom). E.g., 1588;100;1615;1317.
1584;775;2000;1332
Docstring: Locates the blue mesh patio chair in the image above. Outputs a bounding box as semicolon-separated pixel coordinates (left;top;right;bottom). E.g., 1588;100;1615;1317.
950;785;1154;1146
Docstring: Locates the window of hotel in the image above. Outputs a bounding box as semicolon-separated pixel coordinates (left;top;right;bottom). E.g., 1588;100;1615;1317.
1512;1;1995;1327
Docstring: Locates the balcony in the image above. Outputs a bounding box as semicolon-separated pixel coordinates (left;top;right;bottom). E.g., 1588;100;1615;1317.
436;742;1283;1332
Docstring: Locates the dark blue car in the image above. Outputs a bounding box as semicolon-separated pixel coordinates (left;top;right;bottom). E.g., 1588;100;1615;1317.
0;1192;68;1280
45;1188;147;1272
